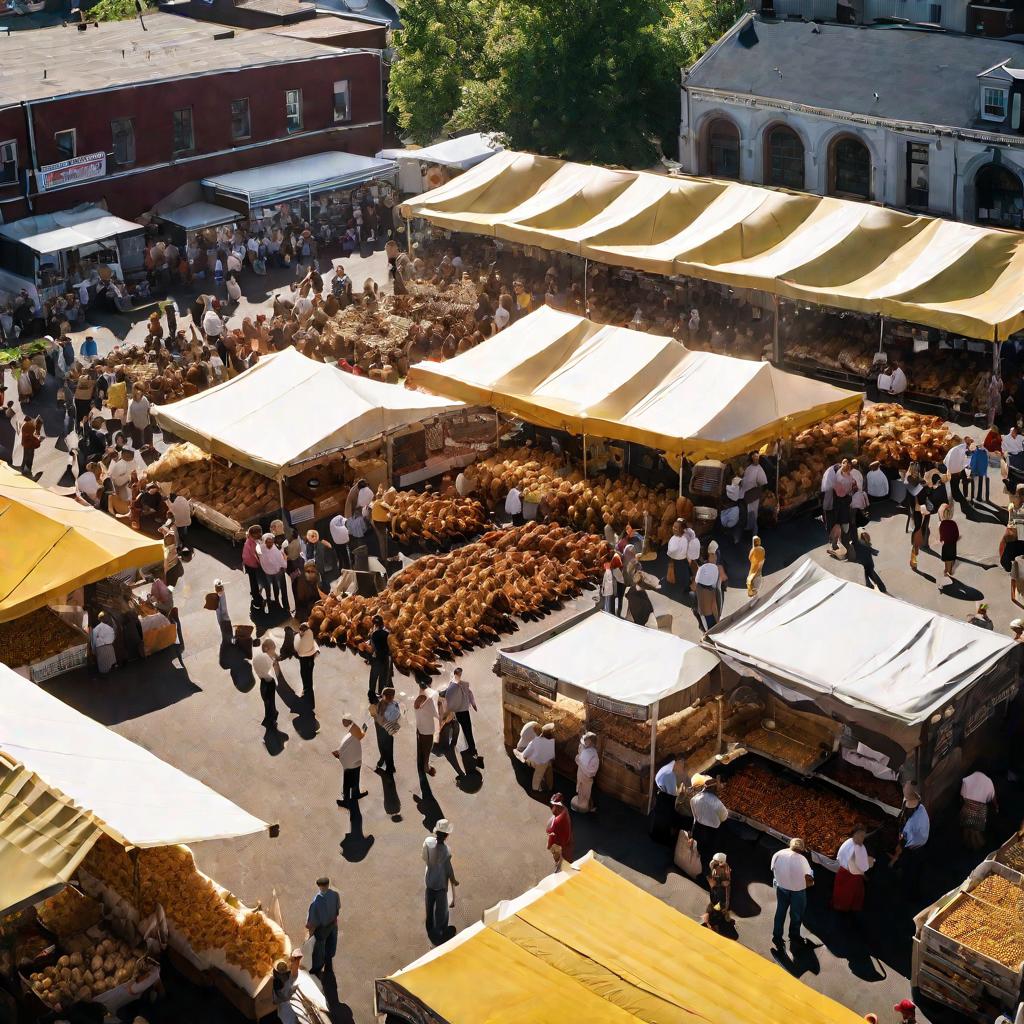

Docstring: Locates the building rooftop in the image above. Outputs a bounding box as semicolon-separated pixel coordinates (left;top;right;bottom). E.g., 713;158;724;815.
259;12;386;40
687;15;1024;132
0;12;339;107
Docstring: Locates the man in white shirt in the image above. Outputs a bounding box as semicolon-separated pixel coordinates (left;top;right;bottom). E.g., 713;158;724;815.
77;463;101;506
865;461;889;500
328;513;351;569
770;838;814;948
252;639;279;729
515;721;556;791
571;732;599;813
108;448;137;502
740;453;768;533
257;534;289;614
414;679;440;781
689;777;728;864
960;770;997;849
666;519;691;591
505;485;523;526
294;292;314;320
1004;426;1024;475
168;491;193;554
651;754;687;843
333;714;368;807
834;826;873;913
356;480;375;517
91;613;117;674
944;436;970;512
226;275;242;305
202;305;224;342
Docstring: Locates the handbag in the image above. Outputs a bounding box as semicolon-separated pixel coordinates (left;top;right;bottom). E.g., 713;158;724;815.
674;831;702;879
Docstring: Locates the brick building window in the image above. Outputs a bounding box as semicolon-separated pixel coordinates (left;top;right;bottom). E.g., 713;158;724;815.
54;130;76;160
0;141;16;185
702;117;740;179
764;124;804;190
172;108;194;154
828;134;871;199
111;118;135;165
231;98;251;141
285;89;303;133
333;80;351;123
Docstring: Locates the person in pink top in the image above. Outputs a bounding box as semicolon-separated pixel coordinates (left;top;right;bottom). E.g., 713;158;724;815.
242;523;269;609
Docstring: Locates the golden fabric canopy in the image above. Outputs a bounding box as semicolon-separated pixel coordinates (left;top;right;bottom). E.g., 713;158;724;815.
401;150;1024;341
408;306;861;458
0;465;163;623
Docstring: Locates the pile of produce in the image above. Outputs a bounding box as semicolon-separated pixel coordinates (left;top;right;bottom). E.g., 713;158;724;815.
997;835;1024;873
320;304;412;365
474;448;690;542
818;757;902;807
503;680;587;744
27;932;146;1013
37;888;103;939
144;443;275;523
0;930;52;976
309;523;607;675
587;700;720;762
716;760;881;857
733;725;827;772
0;607;85;668
397;276;479;320
82;837;284;981
937;875;1024;969
388;491;491;548
777;404;954;508
786;335;875;377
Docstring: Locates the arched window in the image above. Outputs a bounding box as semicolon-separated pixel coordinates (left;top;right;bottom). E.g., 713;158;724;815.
975;163;1024;228
764;124;805;190
703;118;740;179
828;135;871;199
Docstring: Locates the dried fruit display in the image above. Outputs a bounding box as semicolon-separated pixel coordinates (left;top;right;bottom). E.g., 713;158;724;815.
0;931;52;976
998;838;1024;873
36;888;102;939
937;890;1024;969
27;932;146;1013
505;682;587;743
82;837;284;981
818;757;902;807
716;761;882;857
388;491;490;548
735;727;825;772
309;523;607;675
474;447;687;542
144;443;277;524
0;607;86;668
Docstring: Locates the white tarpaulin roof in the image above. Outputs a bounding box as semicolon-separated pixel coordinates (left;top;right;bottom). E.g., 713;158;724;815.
499;609;719;709
0;205;141;254
158;201;239;232
377;133;502;171
153;348;463;479
0;662;269;848
704;559;1015;735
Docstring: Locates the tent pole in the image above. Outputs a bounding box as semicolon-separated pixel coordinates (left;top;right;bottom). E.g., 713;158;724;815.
278;476;285;521
494;410;500;449
678;457;683;498
772;295;781;364
385;433;394;486
582;433;588;480
406;217;412;257
646;699;659;815
994;326;1001;379
775;440;781;498
583;257;589;314
878;315;885;354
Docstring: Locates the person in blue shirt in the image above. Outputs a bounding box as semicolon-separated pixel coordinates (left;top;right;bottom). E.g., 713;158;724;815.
968;436;990;504
891;791;929;899
305;877;341;980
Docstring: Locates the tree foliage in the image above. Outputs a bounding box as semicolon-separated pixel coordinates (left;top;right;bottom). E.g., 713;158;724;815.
678;0;748;67
86;0;154;22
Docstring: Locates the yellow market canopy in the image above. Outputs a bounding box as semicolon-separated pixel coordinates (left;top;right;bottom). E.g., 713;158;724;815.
401;149;1024;341
376;855;867;1024
153;348;464;479
0;465;163;623
407;306;860;458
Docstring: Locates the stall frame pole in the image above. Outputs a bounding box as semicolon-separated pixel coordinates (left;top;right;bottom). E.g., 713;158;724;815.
277;476;286;522
646;699;660;814
582;432;588;480
583;258;589;314
385;432;394;486
406;217;413;257
994;326;1001;378
772;295;781;364
494;410;500;448
774;438;781;498
678;457;683;498
878;315;885;353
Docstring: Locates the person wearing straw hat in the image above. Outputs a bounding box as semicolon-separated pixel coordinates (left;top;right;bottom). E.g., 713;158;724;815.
770;838;814;950
422;819;458;943
271;949;303;1024
546;793;574;866
333;714;368;808
689;776;728;867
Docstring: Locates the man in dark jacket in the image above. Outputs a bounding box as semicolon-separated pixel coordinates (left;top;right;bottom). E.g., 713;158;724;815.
853;530;886;592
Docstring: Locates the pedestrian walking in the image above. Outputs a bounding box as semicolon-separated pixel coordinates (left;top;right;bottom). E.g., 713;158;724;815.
304;878;340;979
505;484;523;526
853;530;886;592
422;820;458;943
295;622;319;706
944;436;971;514
514;722;556;791
571;732;599;813
333;714;368;807
20;416;41;477
435;709;465;780
546;793;574;868
889;789;929;900
770;838;814;949
414;679;440;779
90;612;117;675
938;504;959;589
242;524;269;610
969;436;990;503
328;512;351;569
967;601;994;629
689;776;729;866
600;559;615;613
832;826;873;913
168;491;193;554
367;615;392;705
441;667;479;762
703;852;733;932
213;579;231;645
960;769;997;850
694;559;722;632
0;400;15;467
372;687;400;774
746;535;765;597
253;639;280;729
258;533;290;613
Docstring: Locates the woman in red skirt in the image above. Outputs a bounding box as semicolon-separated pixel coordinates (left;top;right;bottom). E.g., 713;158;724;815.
832;825;873;912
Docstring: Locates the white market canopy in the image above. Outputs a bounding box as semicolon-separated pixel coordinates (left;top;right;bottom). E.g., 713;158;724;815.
498;608;719;712
0;205;141;255
377;133;502;171
153;347;464;479
409;306;860;459
157;201;240;232
0;662;270;852
703;559;1016;743
202;150;397;208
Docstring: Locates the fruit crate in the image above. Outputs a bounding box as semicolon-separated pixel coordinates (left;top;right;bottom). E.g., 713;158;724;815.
30;642;88;683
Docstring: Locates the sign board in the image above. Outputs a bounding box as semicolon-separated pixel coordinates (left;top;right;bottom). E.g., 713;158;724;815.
587;692;648;720
37;151;106;193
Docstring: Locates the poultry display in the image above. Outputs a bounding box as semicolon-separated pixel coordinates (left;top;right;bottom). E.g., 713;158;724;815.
776;404;954;509
388;491;491;548
144;443;278;524
308;523;608;675
473;448;691;544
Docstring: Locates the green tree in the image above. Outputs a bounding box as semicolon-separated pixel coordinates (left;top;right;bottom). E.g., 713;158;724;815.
86;0;154;22
388;0;492;144
678;0;748;67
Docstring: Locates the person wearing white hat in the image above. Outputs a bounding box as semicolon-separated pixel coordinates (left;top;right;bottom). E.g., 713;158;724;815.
333;713;368;808
689;777;728;867
422;819;458;942
571;733;600;813
1012;618;1024;642
213;579;231;645
515;722;556;791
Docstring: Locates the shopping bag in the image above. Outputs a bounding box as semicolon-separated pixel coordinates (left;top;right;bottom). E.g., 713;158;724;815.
674;831;702;879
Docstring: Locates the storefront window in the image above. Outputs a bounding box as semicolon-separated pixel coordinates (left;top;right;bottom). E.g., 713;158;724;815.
906;141;929;209
54;130;75;160
231;98;251;141
333;80;351;124
765;124;804;190
285;90;303;133
172;108;194;154
829;135;870;199
111;118;135;166
975;163;1024;228
704;118;740;179
0;141;15;185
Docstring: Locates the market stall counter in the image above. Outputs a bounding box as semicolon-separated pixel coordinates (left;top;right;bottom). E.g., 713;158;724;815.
497;608;721;811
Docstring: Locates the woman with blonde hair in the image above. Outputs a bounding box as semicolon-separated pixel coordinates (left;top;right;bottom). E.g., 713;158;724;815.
938;503;959;588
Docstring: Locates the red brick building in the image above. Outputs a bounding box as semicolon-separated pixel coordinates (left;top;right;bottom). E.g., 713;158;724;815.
0;13;386;223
